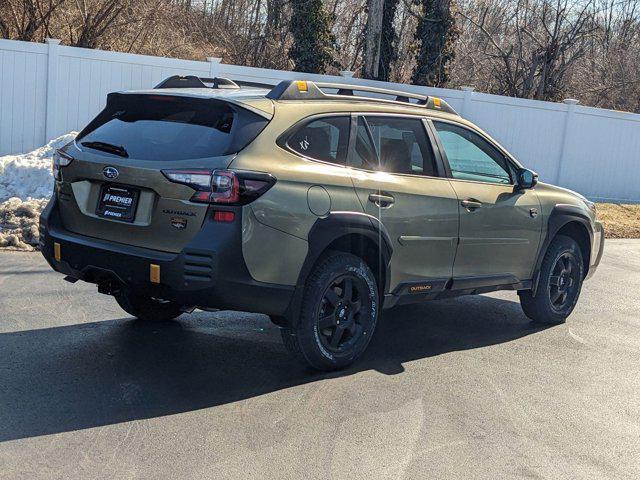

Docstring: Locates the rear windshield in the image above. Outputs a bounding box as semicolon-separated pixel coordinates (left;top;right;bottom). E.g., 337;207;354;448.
77;93;269;160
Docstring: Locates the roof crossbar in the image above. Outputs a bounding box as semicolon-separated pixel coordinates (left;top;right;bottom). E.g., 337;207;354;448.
266;80;458;115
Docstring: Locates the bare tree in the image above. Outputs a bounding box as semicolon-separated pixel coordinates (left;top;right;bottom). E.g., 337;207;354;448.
331;0;367;72
0;17;10;39
457;0;597;101
3;0;640;111
576;0;640;111
70;0;129;48
0;0;64;41
255;0;289;67
362;0;399;80
362;0;384;77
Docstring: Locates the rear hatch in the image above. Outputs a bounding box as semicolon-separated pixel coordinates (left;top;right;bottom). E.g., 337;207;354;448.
56;92;270;253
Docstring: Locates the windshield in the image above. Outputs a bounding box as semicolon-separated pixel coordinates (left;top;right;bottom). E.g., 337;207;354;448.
77;93;269;161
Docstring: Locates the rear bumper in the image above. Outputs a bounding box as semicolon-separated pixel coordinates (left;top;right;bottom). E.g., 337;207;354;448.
39;197;294;316
586;220;605;280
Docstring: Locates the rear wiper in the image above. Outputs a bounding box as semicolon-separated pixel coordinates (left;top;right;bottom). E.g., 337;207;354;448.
81;141;129;158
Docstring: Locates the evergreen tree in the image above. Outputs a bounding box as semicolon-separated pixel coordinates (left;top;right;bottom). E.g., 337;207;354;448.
289;0;336;73
412;0;460;87
377;0;399;81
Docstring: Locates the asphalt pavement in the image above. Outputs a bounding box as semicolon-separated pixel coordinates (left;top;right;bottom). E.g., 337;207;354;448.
0;240;639;479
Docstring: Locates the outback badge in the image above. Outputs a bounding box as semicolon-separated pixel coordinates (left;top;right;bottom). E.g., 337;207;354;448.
409;284;432;293
171;217;187;230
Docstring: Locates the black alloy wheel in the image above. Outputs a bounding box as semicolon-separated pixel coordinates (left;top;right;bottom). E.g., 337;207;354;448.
317;274;368;353
519;234;584;325
548;252;580;312
280;252;379;371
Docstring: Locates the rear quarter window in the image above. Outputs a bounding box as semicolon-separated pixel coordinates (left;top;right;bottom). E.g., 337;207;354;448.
286;116;350;165
77;94;269;161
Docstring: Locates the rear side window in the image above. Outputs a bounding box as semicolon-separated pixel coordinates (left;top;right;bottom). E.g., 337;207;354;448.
287;116;350;164
77;94;269;161
351;116;438;176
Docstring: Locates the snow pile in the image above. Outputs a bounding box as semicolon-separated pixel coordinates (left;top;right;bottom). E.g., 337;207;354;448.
0;133;76;250
0;198;48;250
0;132;77;202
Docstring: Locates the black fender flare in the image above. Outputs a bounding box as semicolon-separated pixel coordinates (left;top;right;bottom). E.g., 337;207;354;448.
531;204;594;295
282;211;393;325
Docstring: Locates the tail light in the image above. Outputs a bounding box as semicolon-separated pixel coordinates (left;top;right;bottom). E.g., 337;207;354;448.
162;169;275;205
52;149;74;180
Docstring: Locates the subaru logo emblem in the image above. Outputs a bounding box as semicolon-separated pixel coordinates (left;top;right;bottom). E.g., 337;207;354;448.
103;166;119;179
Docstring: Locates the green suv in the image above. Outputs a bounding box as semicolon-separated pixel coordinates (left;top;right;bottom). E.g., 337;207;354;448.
40;76;605;370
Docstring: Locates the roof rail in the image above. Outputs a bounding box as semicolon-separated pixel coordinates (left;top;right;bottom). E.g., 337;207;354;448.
154;75;276;91
266;80;458;115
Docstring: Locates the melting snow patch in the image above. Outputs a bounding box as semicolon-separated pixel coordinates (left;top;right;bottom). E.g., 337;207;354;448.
0;132;77;202
0;133;77;250
0;198;48;250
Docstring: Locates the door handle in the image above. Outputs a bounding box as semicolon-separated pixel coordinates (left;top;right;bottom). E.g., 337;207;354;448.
461;198;482;211
368;193;395;208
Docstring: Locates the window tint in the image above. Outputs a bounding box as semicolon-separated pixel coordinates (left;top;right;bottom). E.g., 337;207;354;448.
355;116;437;176
433;121;512;184
288;116;350;164
77;93;268;161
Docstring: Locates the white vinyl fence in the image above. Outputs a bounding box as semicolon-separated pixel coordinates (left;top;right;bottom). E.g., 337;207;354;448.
1;38;639;202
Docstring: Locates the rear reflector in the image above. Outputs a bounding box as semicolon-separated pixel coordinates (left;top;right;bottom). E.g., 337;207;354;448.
54;242;61;261
213;211;235;222
150;264;161;284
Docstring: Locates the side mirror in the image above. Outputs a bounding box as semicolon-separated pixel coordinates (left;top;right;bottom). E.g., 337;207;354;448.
517;168;538;189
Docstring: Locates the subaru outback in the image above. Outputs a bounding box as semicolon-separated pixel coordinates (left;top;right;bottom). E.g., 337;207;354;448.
40;76;605;370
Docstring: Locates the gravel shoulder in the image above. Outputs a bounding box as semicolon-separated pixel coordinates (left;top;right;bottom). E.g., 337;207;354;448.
597;203;640;238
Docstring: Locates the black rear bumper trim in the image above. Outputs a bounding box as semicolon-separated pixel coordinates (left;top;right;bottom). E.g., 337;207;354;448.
40;197;294;316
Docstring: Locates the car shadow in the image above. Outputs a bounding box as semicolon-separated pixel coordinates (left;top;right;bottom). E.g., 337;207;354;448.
0;295;549;442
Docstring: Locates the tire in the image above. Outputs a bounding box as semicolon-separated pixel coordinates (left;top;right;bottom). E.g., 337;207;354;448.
281;252;379;371
115;288;183;322
519;234;584;325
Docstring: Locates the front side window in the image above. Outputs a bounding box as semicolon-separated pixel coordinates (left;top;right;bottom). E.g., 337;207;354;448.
350;116;438;176
433;121;512;184
287;116;350;164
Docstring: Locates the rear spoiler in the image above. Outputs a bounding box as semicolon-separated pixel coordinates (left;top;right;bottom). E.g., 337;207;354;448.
154;75;274;90
110;88;274;119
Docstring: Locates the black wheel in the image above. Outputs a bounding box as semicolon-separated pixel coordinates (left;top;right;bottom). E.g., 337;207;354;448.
115;288;183;322
519;235;584;324
281;252;379;371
